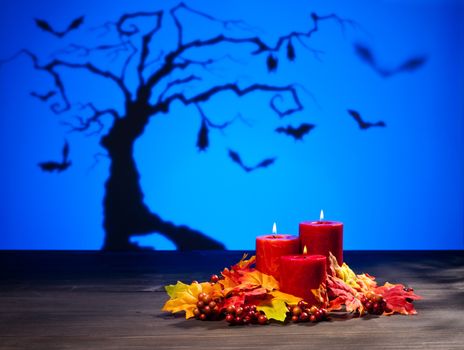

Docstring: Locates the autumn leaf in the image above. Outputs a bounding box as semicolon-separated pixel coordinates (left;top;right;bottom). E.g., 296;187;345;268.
270;290;301;306
162;281;222;319
311;282;329;308
375;283;422;315
257;297;288;322
240;270;279;291
326;274;364;313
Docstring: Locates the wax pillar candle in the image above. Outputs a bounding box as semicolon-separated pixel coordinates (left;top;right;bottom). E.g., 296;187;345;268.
299;213;343;265
256;226;300;280
279;254;327;305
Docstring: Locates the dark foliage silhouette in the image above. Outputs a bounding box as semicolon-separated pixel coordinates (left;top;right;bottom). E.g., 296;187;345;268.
1;3;399;250
275;123;316;140
228;149;276;173
354;43;427;77
347;109;386;130
38;140;72;172
35;16;85;38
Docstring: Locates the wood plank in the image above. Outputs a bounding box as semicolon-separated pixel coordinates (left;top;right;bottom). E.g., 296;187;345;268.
0;251;463;349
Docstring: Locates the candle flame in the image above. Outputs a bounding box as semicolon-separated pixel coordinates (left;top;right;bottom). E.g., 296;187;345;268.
272;222;277;235
320;209;324;221
303;245;308;254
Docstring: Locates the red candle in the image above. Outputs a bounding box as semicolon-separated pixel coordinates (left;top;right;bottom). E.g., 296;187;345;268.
279;254;327;305
299;211;343;265
256;223;300;280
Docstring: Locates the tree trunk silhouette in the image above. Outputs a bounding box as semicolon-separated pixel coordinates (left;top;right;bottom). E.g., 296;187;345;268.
1;5;364;251
101;105;225;250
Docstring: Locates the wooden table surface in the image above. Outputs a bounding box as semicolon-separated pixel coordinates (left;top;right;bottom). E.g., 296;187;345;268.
1;250;463;350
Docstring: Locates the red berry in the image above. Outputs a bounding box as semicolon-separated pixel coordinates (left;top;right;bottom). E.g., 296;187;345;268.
210;274;219;283
203;295;212;304
292;306;302;316
291;315;299;322
199;313;207;321
226;305;235;314
258;315;268;325
310;314;317;322
198;292;206;301
193;308;201;317
209;301;217;309
365;301;373;311
225;314;234;323
300;312;309;321
236;307;244;316
203;306;211;315
244;316;251;324
310;306;318;314
235;316;243;324
197;301;205;308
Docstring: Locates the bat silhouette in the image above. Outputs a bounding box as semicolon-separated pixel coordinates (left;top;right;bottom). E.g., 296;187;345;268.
354;43;427;78
196;119;209;151
30;90;56;101
266;54;278;72
38;140;72;172
35;16;84;38
275;123;315;140
287;41;296;61
228;149;276;172
347;109;386;130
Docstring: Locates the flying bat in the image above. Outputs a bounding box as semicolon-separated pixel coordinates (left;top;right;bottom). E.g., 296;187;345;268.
275;123;315;140
38;140;72;172
228;149;276;172
354;43;427;78
347;109;386;130
30;90;56;101
35;16;84;38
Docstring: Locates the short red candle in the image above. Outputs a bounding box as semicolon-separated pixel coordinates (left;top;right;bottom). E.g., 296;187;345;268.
279;254;327;305
256;234;300;280
299;221;343;265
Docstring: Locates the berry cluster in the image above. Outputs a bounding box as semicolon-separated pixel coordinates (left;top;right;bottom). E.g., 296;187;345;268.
225;305;268;325
361;291;389;315
287;301;328;323
193;292;223;321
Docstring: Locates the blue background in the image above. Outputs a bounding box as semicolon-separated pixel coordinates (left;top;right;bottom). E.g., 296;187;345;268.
0;0;463;250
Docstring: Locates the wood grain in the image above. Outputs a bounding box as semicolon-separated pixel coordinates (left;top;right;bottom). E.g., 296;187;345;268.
1;251;463;349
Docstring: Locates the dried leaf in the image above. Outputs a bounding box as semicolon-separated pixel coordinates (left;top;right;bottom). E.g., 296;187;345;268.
256;297;288;322
375;283;422;315
270;290;301;306
162;281;222;319
240;270;279;291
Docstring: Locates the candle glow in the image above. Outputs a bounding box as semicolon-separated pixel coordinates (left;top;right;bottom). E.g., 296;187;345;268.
303;245;307;254
320;209;324;221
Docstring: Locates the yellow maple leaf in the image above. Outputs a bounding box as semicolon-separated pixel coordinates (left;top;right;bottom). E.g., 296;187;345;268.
240;270;279;291
256;290;301;322
162;281;222;319
269;290;301;306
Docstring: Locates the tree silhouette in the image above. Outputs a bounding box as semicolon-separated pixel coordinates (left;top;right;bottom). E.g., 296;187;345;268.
1;3;356;250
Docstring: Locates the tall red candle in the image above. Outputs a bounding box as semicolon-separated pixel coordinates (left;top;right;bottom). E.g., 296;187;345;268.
256;228;300;280
299;215;343;265
279;254;327;305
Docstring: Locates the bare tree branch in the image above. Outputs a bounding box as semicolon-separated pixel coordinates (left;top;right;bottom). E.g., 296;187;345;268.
155;83;302;118
170;2;257;47
61;102;120;135
194;103;236;131
0;50;132;112
158;75;202;102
